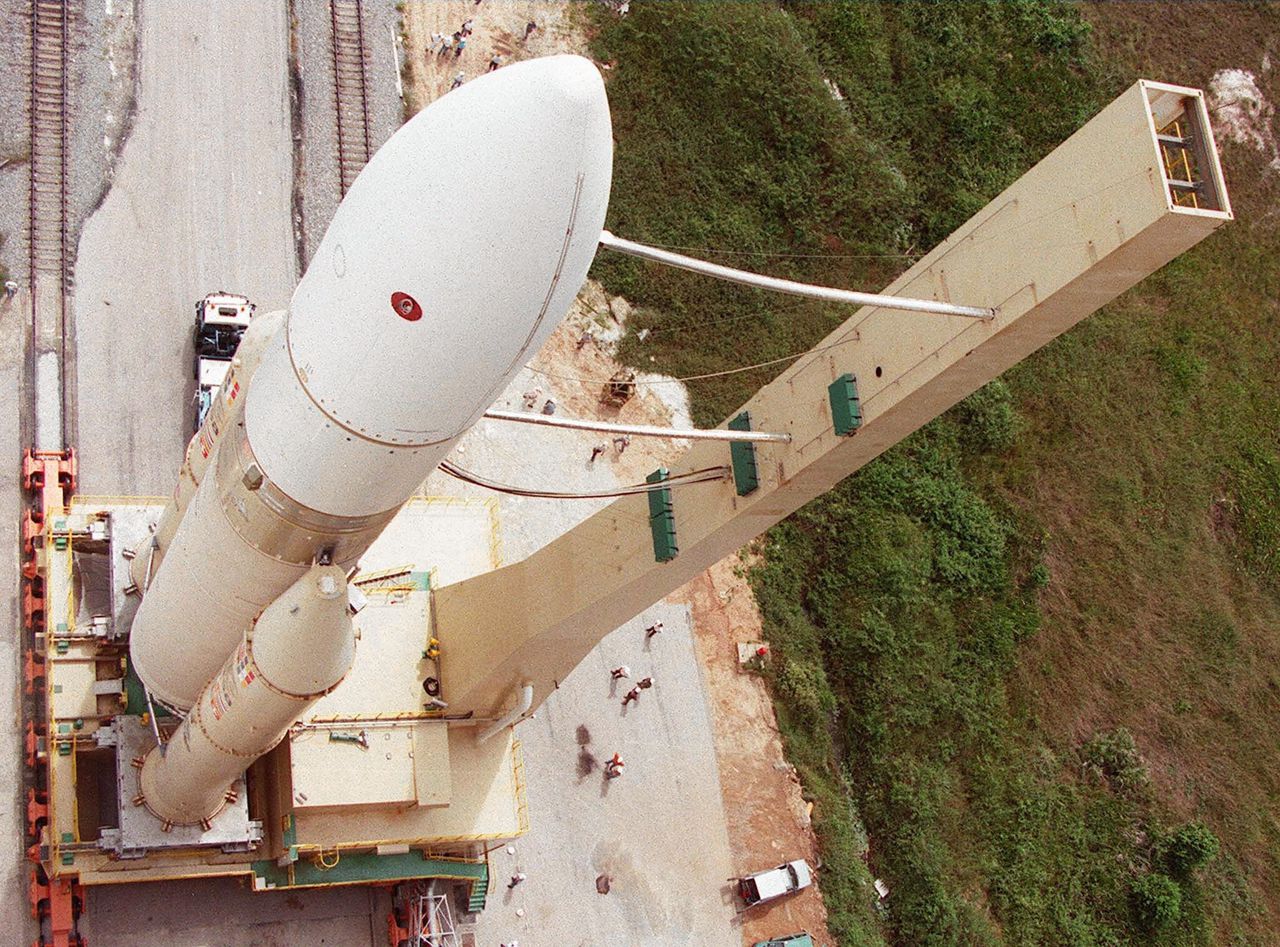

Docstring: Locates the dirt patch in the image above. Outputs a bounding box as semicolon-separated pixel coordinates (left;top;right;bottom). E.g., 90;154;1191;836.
401;1;589;112
673;558;833;946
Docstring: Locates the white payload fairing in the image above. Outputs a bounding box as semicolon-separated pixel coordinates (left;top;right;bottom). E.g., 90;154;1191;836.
129;55;613;823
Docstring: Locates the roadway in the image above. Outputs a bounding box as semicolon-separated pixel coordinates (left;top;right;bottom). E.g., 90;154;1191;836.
71;0;298;496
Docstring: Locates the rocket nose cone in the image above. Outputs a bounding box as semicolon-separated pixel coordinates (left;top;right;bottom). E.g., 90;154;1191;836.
269;53;613;478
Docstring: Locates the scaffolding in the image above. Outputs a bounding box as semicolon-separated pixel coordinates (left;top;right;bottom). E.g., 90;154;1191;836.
394;881;462;947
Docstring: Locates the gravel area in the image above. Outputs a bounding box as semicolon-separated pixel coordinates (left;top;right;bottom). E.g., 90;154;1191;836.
0;0;31;282
0;0;137;285
292;0;404;268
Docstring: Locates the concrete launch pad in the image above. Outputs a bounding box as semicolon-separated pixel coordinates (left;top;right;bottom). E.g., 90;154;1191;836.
38;495;521;901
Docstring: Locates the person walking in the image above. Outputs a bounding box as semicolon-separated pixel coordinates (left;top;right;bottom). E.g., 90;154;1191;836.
541;398;556;415
605;753;625;778
507;872;527;889
438;33;453;57
644;621;664;641
488;53;503;73
454;35;467;58
576;328;595;350
613;435;631;455
622;685;641;707
525;20;538;41
637;676;654;690
610;665;630;681
521;386;542;410
460;17;474;36
427;31;444;54
449;72;465;91
590;442;608;464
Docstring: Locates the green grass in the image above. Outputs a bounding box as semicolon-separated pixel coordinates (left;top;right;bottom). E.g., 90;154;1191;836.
590;2;1280;944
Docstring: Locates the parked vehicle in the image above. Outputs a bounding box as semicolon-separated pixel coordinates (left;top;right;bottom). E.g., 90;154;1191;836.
753;934;814;947
736;859;812;908
193;291;254;431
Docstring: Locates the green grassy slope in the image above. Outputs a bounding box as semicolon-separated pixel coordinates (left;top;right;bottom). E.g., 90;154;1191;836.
588;2;1280;944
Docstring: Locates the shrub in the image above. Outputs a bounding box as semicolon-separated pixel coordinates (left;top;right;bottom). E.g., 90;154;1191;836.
1028;562;1050;589
1131;872;1182;931
1081;728;1149;794
1161;822;1220;877
955;380;1021;454
776;656;836;728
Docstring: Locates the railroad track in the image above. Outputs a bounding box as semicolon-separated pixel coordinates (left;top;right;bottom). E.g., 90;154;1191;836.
29;0;70;292
29;0;73;450
330;0;372;196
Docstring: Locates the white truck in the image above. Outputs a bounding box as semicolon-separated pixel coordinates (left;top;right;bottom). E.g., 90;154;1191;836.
194;292;255;431
736;859;812;909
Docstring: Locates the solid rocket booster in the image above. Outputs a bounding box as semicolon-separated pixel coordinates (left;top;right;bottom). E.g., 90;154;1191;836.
129;55;614;711
130;309;286;591
138;565;353;826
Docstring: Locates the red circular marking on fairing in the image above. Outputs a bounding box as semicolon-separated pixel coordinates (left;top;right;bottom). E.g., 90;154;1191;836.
391;292;423;322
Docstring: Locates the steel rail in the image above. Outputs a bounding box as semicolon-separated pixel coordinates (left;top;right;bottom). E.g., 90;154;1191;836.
330;0;373;195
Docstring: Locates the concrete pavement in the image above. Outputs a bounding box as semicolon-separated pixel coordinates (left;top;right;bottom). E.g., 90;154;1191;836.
71;0;297;496
84;876;387;947
477;604;740;947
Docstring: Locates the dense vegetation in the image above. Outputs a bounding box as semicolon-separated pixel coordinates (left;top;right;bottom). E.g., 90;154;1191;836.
590;2;1280;944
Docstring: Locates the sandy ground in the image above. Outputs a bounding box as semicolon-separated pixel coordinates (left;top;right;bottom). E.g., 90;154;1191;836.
407;5;835;944
402;1;588;112
675;559;833;946
424;280;694;561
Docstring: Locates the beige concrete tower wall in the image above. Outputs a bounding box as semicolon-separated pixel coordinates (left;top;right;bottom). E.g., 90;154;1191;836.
435;80;1232;717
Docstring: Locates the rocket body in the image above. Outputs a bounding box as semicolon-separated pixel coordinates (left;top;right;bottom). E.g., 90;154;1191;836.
138;565;353;825
129;55;614;710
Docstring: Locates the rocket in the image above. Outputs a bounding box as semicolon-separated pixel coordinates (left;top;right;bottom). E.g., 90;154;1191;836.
137;564;353;828
129;55;613;823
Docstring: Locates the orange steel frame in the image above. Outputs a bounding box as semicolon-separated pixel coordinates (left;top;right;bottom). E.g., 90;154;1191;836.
22;448;85;947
